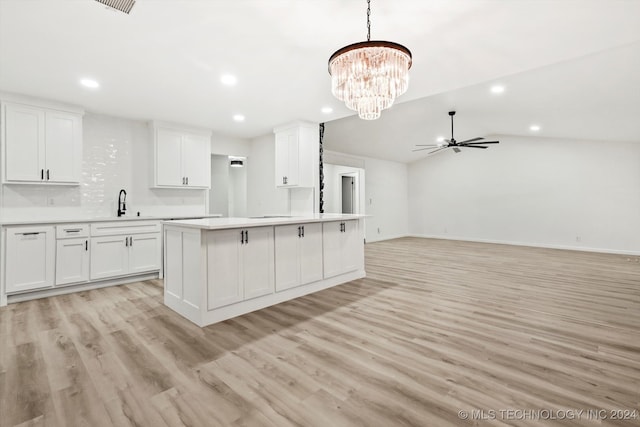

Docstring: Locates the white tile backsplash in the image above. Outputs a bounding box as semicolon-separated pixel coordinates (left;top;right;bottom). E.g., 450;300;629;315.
1;113;207;221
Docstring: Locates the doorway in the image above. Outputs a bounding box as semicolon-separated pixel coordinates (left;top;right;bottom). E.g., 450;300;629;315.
341;175;355;214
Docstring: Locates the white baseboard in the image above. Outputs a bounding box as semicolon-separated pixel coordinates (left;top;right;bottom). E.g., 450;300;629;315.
366;234;410;243
6;272;160;305
408;234;640;256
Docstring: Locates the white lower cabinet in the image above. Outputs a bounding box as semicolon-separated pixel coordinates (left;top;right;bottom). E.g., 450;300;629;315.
275;223;323;292
322;220;360;278
90;236;129;280
90;232;160;280
5;226;55;293
56;237;90;286
207;226;274;309
129;233;162;274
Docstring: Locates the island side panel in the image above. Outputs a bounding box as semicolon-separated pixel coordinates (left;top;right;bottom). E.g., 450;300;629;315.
163;225;206;326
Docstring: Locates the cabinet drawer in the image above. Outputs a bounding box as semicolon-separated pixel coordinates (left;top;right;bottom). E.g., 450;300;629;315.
90;220;160;237
56;223;89;239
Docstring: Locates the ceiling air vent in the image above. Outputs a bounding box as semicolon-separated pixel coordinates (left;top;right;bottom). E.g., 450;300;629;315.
95;0;136;14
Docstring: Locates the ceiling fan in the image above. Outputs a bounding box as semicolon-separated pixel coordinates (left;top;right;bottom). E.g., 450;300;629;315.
413;111;499;155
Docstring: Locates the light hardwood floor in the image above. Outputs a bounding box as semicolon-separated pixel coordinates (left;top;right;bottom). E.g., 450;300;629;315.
1;237;639;426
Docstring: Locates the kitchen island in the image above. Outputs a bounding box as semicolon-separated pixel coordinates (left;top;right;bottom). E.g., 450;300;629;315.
162;214;366;326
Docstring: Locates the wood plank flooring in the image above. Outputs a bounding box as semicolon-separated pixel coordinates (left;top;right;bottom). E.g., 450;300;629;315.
1;237;639;426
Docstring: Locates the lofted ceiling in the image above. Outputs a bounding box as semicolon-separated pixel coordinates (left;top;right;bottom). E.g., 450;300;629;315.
324;41;640;163
1;0;640;147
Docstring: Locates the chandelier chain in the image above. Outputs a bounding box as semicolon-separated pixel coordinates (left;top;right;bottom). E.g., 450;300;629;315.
366;0;371;41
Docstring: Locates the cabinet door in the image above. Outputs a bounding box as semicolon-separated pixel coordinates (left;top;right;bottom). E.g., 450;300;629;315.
90;235;129;280
155;127;184;186
182;133;211;188
341;220;361;274
243;226;275;299
45;111;82;183
4;103;45;182
322;221;343;279
275;129;299;187
299;223;323;285
129;233;161;274
207;229;243;309
274;224;300;292
55;238;90;286
5;226;55;293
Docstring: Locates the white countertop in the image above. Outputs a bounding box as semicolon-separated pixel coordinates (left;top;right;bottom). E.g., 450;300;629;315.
162;214;366;230
0;214;222;226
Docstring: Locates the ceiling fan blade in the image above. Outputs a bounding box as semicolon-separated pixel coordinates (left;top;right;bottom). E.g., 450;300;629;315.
412;147;433;152
453;147;461;153
414;144;440;147
457;137;484;144
462;141;499;145
427;147;449;155
463;145;488;149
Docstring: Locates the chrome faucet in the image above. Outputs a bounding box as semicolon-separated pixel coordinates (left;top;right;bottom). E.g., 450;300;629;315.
117;189;127;217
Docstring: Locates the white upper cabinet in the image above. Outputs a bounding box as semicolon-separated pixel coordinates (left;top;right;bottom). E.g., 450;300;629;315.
273;121;318;188
151;122;211;189
1;99;83;184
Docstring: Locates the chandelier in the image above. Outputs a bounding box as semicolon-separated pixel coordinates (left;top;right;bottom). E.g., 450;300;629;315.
328;0;412;120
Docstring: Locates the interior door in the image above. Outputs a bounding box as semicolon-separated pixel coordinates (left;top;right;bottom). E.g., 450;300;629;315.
341;176;354;214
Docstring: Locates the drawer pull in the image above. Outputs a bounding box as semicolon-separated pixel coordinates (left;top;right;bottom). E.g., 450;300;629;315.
21;232;41;236
65;229;81;233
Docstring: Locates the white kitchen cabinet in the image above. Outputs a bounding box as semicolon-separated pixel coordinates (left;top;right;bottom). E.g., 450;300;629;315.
273;122;317;188
90;235;130;280
5;226;55;293
1;100;83;184
56;238;90;286
152;123;211;189
90;221;161;280
207;226;274;309
322;220;361;278
129;233;162;274
275;223;323;292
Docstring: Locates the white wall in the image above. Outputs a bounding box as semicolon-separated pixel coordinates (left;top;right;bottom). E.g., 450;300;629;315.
408;135;640;254
209;154;229;216
323;150;409;243
363;156;409;242
229;163;247;217
246;134;290;216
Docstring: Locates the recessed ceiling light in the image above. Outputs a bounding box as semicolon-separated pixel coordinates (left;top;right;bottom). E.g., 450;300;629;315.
436;136;445;143
233;114;245;122
530;125;541;131
490;85;505;94
80;78;100;89
321;107;333;114
220;74;237;86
